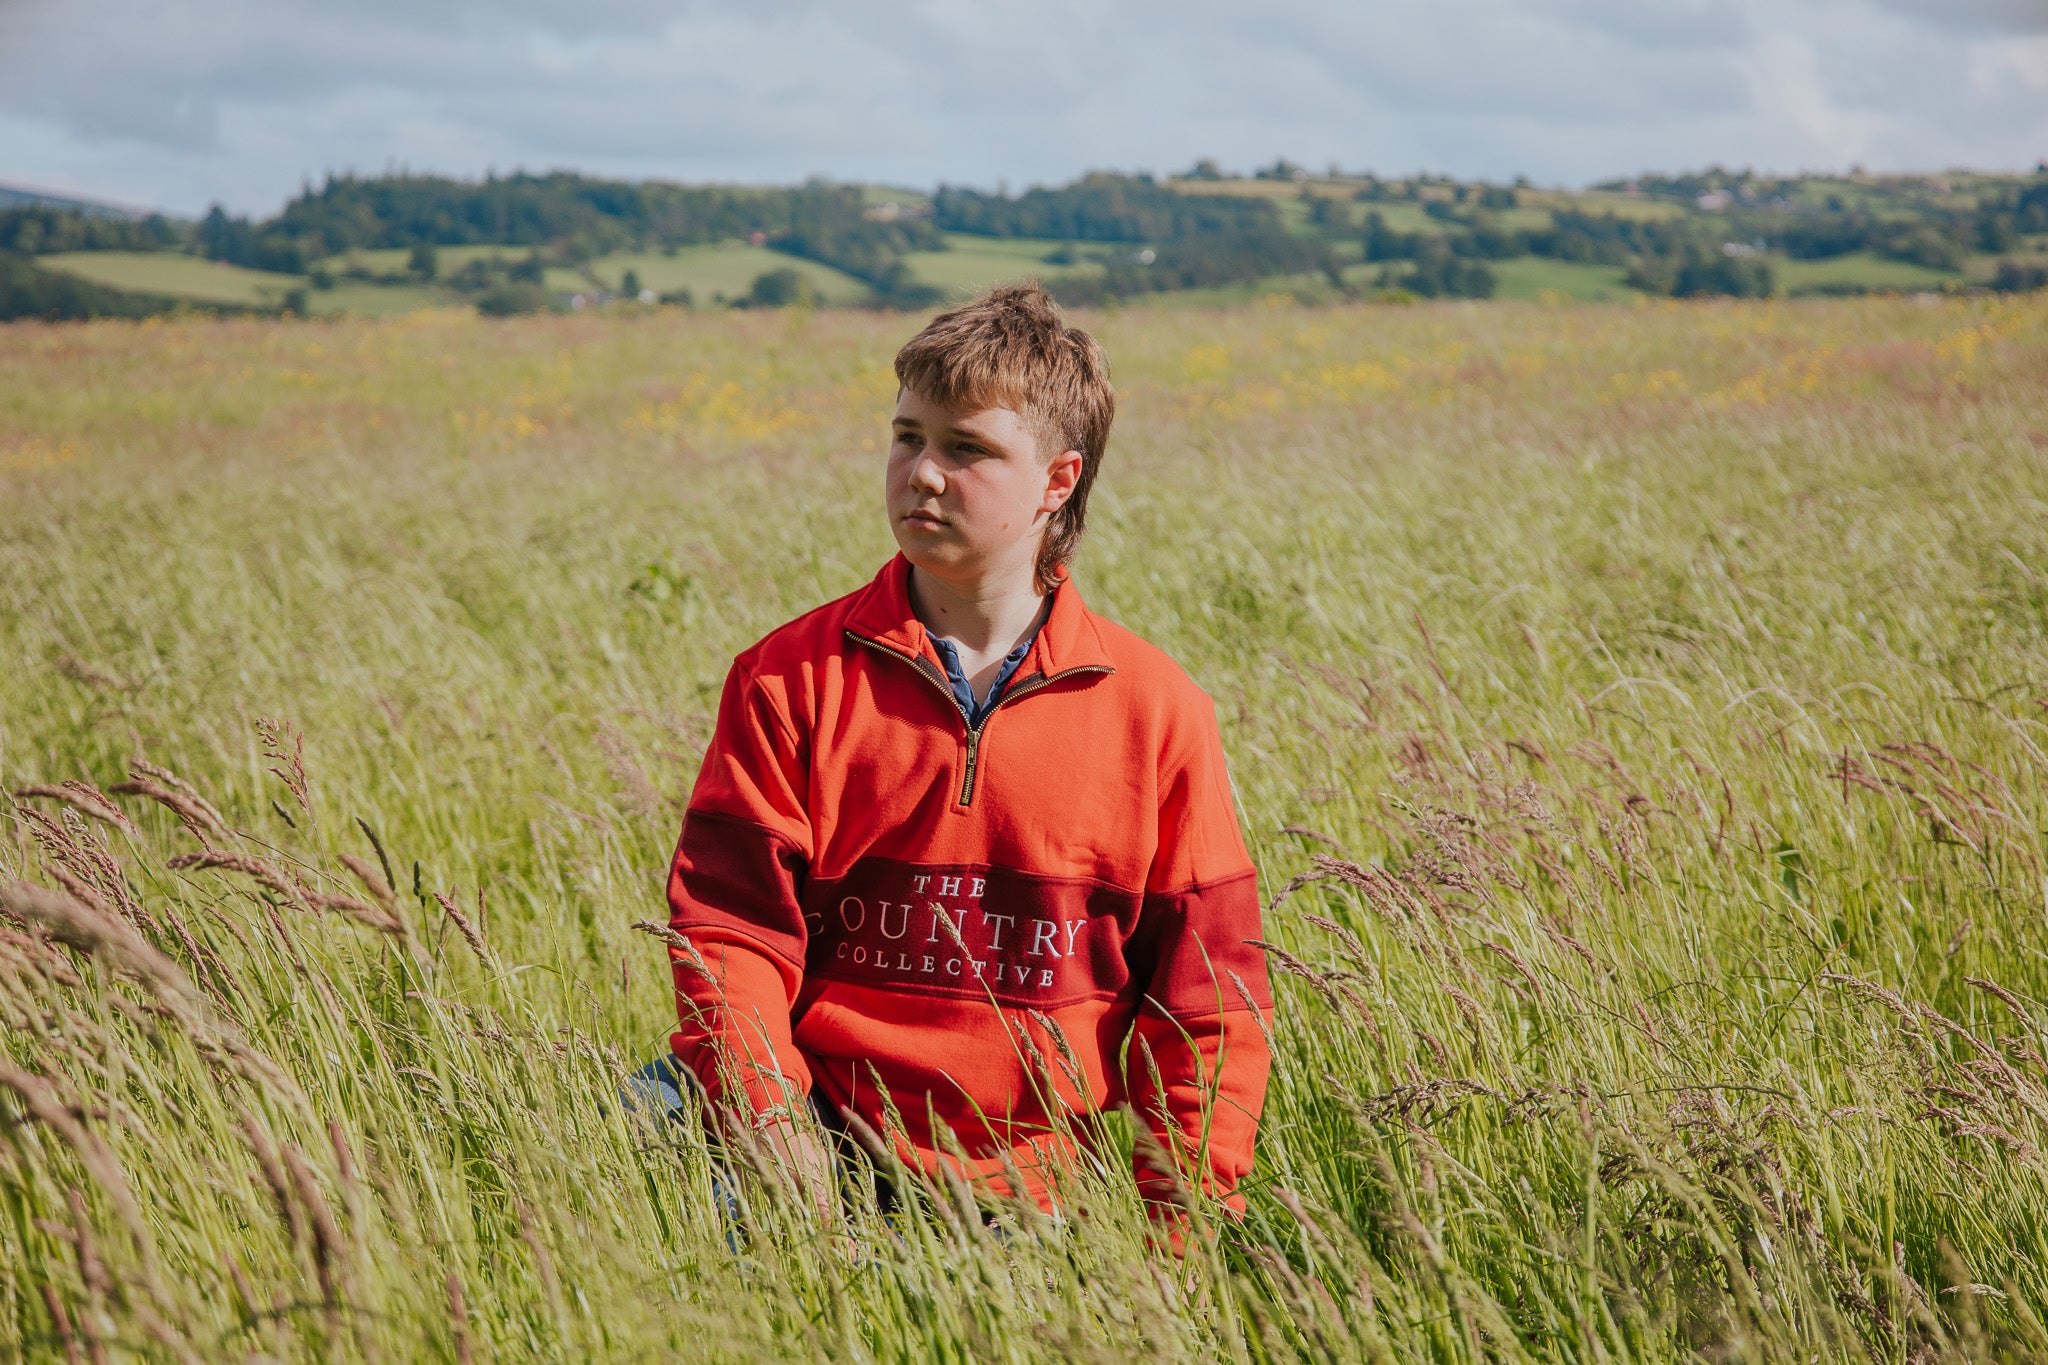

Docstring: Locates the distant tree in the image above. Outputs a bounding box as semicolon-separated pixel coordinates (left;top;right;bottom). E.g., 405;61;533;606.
1664;250;1773;298
1090;228;1322;297
1974;211;2016;253
0;253;183;321
1362;213;1418;263
1993;260;2048;293
1308;197;1355;232
743;267;817;308
933;173;1280;243
621;268;641;296
476;280;548;316
1455;213;1521;259
194;204;306;273
1884;226;1963;271
198;206;250;262
509;252;545;283
1397;242;1496;298
407;243;439;279
1181;159;1225;182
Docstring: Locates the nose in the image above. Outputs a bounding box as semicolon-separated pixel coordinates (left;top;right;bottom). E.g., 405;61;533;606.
907;453;945;496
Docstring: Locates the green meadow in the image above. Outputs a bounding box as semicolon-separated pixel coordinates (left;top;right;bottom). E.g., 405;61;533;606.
40;250;304;307
2;294;2047;1361
581;243;871;304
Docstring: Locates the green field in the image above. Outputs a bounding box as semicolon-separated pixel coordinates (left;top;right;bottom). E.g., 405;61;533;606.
307;281;459;318
4;296;2047;1360
1488;256;1640;302
579;243;868;304
1775;251;1959;294
1353;202;1438;233
310;245;536;277
1551;189;1690;221
900;234;1104;298
39;250;304;306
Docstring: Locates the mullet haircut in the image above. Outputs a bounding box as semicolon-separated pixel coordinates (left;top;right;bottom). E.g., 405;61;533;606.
893;282;1115;593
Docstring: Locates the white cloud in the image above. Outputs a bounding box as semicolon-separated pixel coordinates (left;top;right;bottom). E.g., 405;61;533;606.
0;0;2041;215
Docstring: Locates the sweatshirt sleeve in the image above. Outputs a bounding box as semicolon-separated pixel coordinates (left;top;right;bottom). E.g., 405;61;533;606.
1124;695;1274;1217
666;660;815;1119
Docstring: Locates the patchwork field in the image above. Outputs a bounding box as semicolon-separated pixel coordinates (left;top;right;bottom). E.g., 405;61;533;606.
39;250;305;307
580;243;871;304
900;233;1107;298
1486;257;1638;302
2;295;2046;1361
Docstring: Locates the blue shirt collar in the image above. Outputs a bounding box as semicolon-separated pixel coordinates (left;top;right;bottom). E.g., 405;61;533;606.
930;600;1049;727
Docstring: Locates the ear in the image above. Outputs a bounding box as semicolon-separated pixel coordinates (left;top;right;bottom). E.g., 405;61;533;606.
1041;449;1083;515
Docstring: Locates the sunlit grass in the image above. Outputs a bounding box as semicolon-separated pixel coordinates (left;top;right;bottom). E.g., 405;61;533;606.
1;294;2046;1360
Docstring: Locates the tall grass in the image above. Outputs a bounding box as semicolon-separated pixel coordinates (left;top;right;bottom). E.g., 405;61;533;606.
1;294;2045;1361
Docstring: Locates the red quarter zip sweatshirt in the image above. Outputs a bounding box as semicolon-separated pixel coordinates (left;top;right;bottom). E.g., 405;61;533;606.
665;555;1273;1211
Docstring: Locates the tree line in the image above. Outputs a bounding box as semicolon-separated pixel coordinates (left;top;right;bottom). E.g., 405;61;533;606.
3;164;2045;320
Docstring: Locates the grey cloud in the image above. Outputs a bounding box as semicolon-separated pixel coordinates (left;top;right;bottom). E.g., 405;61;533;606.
1867;0;2048;33
0;0;2042;214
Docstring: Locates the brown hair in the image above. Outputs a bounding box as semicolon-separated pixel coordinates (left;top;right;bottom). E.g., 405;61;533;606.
893;283;1115;593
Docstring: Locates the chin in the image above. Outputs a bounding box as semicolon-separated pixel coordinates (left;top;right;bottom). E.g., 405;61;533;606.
896;541;978;580
895;541;950;571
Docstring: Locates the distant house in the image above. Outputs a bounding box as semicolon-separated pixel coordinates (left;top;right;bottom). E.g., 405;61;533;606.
1695;191;1734;212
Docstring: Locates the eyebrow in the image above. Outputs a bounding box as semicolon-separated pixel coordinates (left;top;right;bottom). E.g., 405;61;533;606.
945;419;1002;445
892;413;1005;447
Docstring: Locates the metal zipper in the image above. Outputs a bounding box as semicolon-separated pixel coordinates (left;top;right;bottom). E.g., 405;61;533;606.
845;629;1112;807
958;665;1113;805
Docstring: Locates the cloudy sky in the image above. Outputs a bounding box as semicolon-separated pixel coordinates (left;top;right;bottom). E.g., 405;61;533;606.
1;0;2043;216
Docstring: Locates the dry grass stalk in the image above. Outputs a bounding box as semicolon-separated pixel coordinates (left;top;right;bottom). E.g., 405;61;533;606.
434;890;495;969
10;783;137;836
596;720;669;819
256;717;311;815
0;1059;157;1285
310;890;406;935
283;1142;346;1330
52;654;136;694
446;1272;474;1365
40;1281;87;1365
240;1118;307;1253
13;806;155;933
4;876;303;1109
1;879;195;1009
165;850;315;915
337;852;398;913
105;765;231;846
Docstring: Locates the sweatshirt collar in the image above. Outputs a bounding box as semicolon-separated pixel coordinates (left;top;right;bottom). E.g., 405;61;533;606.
845;553;1115;676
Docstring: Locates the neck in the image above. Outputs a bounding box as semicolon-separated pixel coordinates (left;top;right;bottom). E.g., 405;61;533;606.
907;561;1045;654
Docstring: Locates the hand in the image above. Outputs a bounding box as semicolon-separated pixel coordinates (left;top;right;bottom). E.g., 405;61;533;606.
753;1113;843;1230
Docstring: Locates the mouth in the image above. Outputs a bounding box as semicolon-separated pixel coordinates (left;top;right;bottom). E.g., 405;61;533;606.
901;509;948;530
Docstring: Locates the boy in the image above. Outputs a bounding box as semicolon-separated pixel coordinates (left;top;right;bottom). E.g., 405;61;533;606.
661;284;1271;1233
